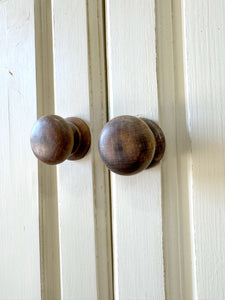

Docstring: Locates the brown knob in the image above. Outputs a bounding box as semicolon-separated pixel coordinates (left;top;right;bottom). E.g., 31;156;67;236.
30;115;91;165
98;115;165;175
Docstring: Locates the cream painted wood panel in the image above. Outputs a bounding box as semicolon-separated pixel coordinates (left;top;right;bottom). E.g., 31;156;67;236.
34;0;61;298
105;1;165;299
0;0;41;298
183;0;225;299
2;1;225;299
156;0;195;299
86;1;114;299
52;0;113;299
52;1;97;298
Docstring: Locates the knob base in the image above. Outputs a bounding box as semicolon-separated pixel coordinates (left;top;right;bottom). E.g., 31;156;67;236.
66;117;91;160
140;118;166;168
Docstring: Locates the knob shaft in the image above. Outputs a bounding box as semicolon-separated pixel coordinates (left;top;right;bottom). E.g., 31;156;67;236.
30;115;91;165
98;115;165;175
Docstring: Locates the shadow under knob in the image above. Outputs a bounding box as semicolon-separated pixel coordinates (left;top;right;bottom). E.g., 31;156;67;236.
30;115;91;165
98;115;165;175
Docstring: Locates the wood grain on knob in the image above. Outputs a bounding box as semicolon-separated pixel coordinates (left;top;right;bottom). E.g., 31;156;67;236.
98;115;165;175
30;115;91;165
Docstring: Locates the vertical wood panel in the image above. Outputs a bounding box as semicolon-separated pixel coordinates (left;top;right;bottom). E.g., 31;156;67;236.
155;0;181;298
156;0;195;299
52;0;113;299
105;1;165;299
34;0;61;298
52;1;97;298
0;0;41;298
86;0;114;299
183;0;225;298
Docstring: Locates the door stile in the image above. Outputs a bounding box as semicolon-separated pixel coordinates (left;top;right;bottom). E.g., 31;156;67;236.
105;1;165;299
86;0;114;299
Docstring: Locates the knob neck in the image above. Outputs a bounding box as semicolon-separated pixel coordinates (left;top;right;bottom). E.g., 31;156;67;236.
140;118;166;168
66;117;91;160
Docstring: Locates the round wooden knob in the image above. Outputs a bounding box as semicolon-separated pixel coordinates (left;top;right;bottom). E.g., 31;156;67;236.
98;115;165;175
30;115;91;165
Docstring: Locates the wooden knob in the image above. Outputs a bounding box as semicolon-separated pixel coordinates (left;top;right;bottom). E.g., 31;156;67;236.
98;115;165;175
30;115;91;165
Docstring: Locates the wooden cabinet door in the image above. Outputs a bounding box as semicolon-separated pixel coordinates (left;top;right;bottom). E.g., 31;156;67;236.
0;1;112;299
1;0;225;300
106;0;225;299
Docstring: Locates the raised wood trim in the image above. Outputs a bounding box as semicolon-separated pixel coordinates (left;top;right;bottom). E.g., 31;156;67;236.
34;0;61;298
86;0;114;299
155;0;195;298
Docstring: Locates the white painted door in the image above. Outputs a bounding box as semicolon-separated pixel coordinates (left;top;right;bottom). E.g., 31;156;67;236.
0;1;112;299
1;0;225;300
106;0;225;299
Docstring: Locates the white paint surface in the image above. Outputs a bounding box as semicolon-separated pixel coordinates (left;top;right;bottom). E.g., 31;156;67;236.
0;0;41;298
52;1;97;298
183;0;225;299
156;0;195;299
105;1;165;299
1;1;225;299
52;1;113;299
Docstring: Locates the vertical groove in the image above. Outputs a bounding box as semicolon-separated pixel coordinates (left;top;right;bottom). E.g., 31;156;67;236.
86;0;114;299
34;0;61;299
155;0;194;299
102;0;115;297
179;0;198;297
102;0;115;296
172;0;195;298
